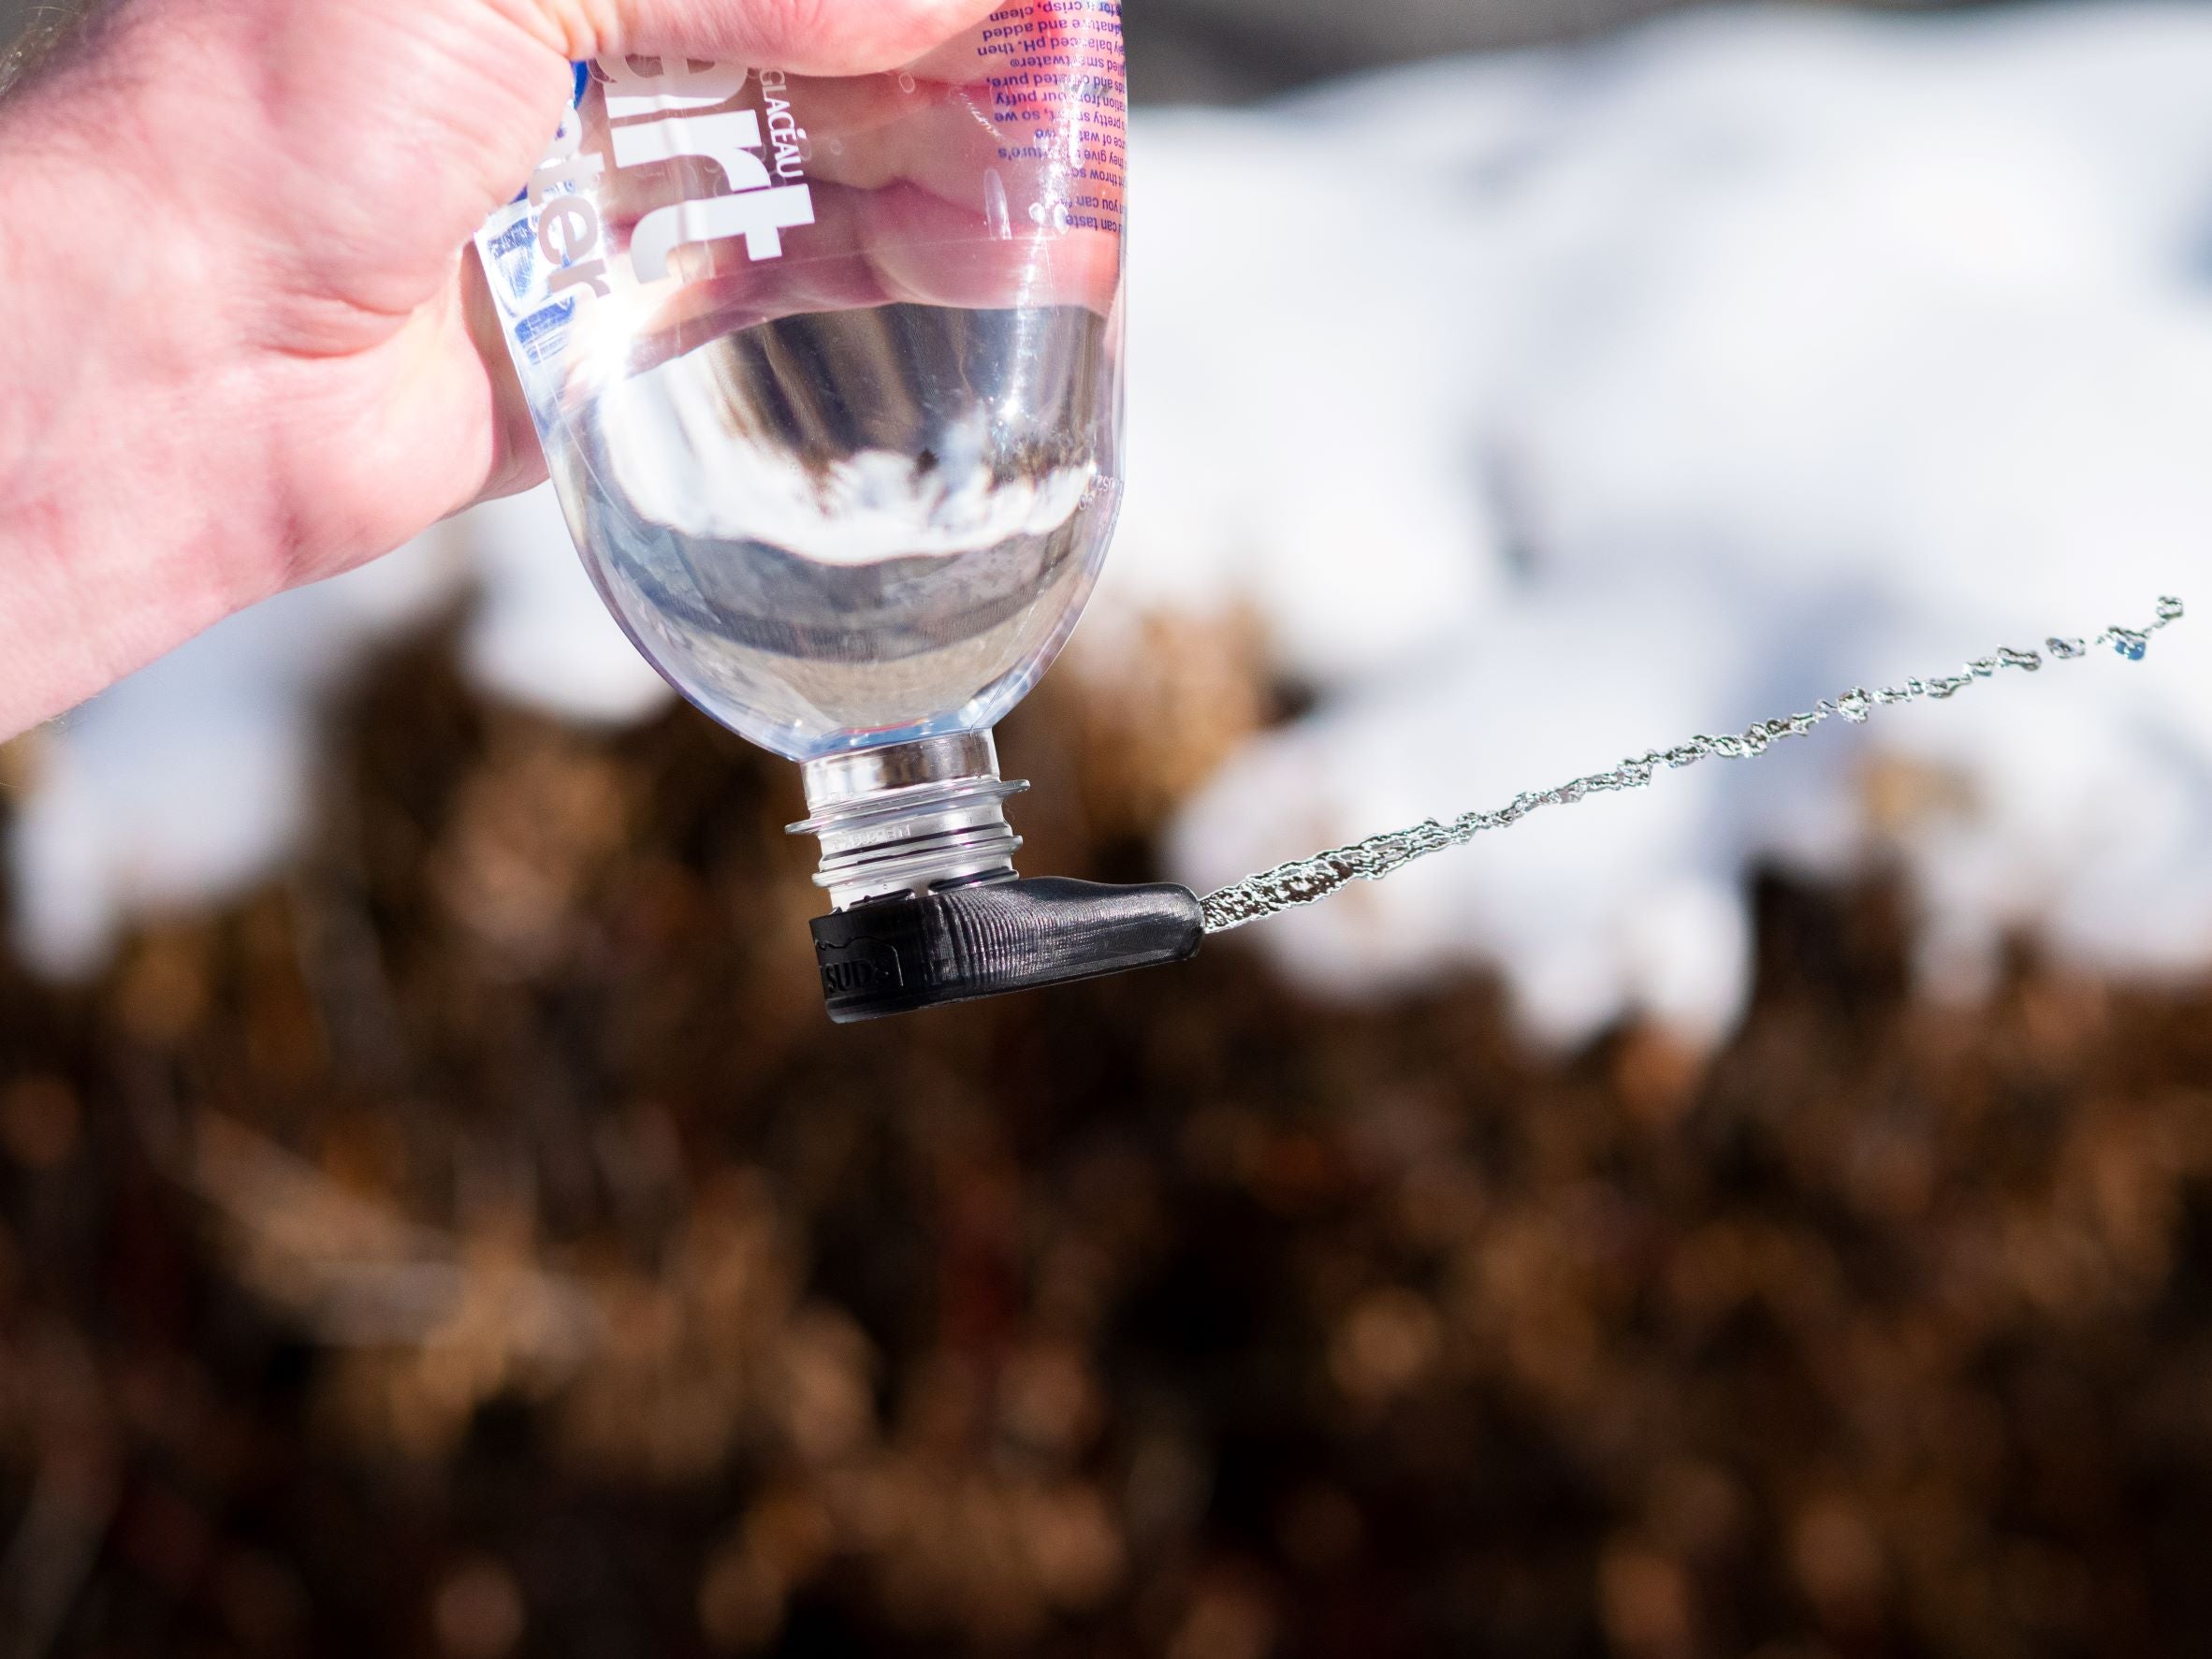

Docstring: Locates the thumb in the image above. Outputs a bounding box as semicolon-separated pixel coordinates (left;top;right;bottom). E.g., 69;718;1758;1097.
539;0;1011;79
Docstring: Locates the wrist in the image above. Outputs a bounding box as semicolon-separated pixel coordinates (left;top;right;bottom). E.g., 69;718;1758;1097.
0;19;273;738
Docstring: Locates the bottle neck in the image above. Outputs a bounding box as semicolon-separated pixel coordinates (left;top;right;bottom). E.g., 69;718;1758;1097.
789;731;1028;911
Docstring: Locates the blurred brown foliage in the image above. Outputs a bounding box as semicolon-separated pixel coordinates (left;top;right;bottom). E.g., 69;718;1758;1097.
5;624;2212;1659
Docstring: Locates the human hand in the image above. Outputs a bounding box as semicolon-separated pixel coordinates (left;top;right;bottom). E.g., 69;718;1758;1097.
0;0;998;737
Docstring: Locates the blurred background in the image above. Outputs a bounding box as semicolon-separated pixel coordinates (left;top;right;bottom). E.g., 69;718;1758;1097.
8;0;2212;1655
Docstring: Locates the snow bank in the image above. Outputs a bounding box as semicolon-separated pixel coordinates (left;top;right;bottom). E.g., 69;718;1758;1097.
12;4;2212;1042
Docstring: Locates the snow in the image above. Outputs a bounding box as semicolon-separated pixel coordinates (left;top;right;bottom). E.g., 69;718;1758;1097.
7;498;670;977
6;540;460;978
459;488;675;727
12;3;2212;1043
1146;4;2212;1041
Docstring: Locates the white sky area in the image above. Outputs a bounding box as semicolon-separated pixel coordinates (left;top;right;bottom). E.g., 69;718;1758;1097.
12;3;2212;1047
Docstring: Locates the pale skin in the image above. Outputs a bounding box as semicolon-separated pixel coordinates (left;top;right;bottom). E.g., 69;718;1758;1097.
0;0;1001;740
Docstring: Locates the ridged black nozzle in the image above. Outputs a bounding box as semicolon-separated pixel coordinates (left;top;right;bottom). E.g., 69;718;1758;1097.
811;878;1205;1024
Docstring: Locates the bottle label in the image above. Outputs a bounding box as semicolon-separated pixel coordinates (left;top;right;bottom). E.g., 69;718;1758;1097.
478;55;811;368
475;3;1128;388
978;1;1128;237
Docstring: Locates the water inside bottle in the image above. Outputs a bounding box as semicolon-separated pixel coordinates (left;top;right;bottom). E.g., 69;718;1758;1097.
543;300;1122;761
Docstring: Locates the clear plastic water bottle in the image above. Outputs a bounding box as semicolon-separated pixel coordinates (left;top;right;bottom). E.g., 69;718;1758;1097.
477;10;1201;1020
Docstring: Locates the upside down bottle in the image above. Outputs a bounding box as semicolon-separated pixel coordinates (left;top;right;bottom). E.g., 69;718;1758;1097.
475;7;1203;1021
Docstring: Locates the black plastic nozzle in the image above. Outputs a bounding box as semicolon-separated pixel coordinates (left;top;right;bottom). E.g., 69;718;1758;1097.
811;878;1206;1024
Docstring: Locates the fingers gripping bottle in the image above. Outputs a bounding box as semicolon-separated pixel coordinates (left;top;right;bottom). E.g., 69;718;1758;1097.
475;7;1202;1020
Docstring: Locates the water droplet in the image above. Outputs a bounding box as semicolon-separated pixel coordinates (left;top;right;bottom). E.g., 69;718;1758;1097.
1837;689;1873;723
1998;647;2042;673
2113;630;2149;662
2048;636;2088;661
2159;596;2186;623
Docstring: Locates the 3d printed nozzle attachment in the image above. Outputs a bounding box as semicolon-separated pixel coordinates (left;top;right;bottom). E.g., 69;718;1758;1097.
811;878;1206;1024
789;733;1202;1023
